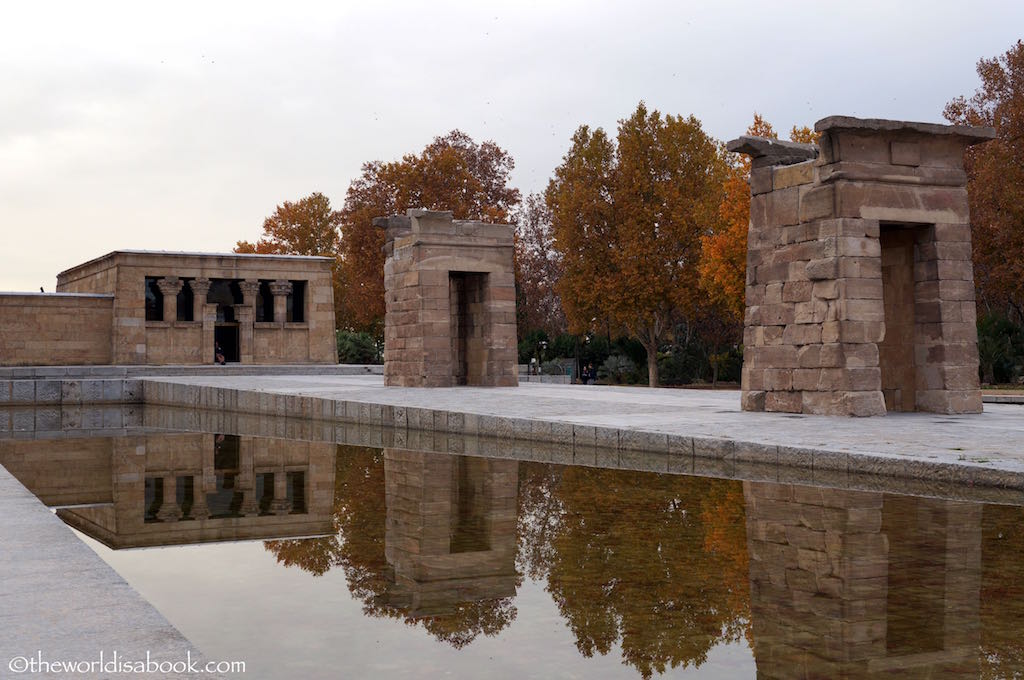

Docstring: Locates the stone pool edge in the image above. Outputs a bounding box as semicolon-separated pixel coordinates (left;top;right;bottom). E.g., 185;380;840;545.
0;464;224;680
140;379;1024;492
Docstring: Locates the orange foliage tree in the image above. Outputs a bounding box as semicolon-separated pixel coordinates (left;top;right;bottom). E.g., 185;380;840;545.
548;102;727;386
337;131;520;334
698;115;820;323
235;192;342;256
944;40;1024;322
235;192;344;322
516;463;750;678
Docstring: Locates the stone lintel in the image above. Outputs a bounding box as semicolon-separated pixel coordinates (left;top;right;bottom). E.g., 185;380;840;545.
815;116;995;145
727;136;819;169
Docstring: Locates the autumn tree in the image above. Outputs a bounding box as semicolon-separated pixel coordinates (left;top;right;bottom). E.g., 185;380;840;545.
337;131;521;334
548;103;727;386
944;40;1024;322
517;464;750;678
235;192;345;324
236;192;341;256
698;115;820;323
513;193;567;339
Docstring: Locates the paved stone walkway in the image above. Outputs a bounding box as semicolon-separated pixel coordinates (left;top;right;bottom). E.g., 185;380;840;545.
144;375;1024;488
0;464;221;679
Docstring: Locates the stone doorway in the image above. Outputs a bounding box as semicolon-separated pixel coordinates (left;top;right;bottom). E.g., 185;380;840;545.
449;272;488;386
879;224;926;412
214;325;240;363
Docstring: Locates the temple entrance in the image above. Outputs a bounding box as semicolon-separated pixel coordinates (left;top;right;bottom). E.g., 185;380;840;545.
879;224;924;412
449;272;488;386
214;324;240;363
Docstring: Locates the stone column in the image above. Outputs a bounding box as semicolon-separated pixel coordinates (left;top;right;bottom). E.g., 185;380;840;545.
190;278;211;323
190;436;214;520
190;477;210;520
270;470;291;515
156;475;179;522
156;277;183;323
238;437;258;516
237;279;260;364
270;280;292;326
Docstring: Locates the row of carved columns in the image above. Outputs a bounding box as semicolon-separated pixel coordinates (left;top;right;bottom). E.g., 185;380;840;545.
152;435;297;522
151;276;294;324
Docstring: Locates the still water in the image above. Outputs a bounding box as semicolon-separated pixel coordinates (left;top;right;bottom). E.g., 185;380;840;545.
2;410;1023;679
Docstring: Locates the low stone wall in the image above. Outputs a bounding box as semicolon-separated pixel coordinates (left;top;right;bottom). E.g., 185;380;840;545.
139;379;1024;491
0;293;113;366
0;378;141;406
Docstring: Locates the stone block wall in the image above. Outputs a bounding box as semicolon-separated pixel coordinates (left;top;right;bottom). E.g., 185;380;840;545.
0;293;113;366
55;251;337;365
377;209;518;387
744;481;981;678
731;117;994;415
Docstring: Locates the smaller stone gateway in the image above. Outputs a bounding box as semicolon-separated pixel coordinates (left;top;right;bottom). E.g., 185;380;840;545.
730;116;994;416
374;209;518;387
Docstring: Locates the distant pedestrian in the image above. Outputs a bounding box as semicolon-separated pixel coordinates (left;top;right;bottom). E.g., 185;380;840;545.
215;342;226;365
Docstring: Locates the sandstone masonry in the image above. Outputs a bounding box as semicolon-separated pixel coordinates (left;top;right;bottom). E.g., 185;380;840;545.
730;117;994;415
375;209;518;387
0;250;337;366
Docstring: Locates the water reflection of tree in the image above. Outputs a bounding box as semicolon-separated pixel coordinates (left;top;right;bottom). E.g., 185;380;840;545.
265;445;516;648
517;462;750;679
981;503;1024;680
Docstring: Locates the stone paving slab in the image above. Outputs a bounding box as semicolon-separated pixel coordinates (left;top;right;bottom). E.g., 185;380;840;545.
142;375;1024;490
0;363;382;379
0;464;222;679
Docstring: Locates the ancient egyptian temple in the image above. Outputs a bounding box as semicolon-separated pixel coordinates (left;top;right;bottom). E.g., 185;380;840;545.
0;250;337;366
730;116;994;416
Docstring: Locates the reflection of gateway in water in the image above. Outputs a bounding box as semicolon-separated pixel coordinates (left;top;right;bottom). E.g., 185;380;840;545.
0;431;336;548
381;449;519;617
745;481;981;678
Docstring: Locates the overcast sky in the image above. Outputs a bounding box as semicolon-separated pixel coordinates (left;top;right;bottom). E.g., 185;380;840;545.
2;1;1021;291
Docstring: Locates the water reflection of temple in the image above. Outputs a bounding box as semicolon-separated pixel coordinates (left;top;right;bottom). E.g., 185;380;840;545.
381;450;519;617
0;433;335;548
745;481;981;678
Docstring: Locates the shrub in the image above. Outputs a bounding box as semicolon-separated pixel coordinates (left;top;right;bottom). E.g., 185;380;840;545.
977;314;1024;384
337;330;381;364
597;355;637;384
541;360;565;375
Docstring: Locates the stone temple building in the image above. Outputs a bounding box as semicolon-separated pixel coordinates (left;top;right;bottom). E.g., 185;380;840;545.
0;250;337;366
730;116;994;416
375;209;518;387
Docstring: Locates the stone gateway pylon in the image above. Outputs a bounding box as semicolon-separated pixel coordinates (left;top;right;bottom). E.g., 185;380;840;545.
729;117;994;416
374;209;518;387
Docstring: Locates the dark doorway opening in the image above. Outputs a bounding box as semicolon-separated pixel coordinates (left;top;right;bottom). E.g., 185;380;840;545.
879;224;926;412
449;272;488;385
215;325;240;363
882;496;948;655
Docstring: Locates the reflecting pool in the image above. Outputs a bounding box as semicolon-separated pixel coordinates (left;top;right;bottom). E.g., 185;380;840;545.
2;406;1023;679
